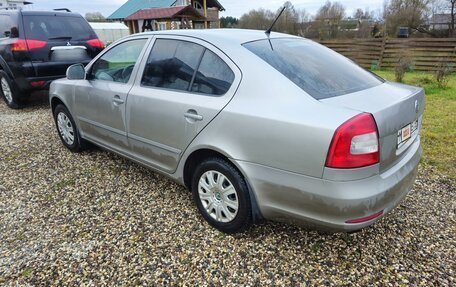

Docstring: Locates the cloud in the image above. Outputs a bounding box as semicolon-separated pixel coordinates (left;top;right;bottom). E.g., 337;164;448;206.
27;0;385;18
27;0;127;17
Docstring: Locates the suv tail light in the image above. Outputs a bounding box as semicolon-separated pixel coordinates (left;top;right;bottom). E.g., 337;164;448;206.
11;39;46;52
86;38;105;49
325;113;379;169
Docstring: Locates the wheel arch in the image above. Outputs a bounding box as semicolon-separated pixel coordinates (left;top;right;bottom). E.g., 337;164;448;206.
182;147;264;222
0;56;15;79
50;96;66;112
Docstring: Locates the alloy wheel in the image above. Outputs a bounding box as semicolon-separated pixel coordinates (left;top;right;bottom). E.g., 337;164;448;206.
1;77;13;104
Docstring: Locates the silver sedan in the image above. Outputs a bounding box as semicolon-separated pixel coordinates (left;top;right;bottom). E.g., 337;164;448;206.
49;29;424;233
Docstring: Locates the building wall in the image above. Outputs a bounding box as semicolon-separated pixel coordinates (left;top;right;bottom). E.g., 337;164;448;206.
0;0;28;9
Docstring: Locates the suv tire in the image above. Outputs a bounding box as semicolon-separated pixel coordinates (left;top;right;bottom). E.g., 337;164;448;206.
0;71;23;109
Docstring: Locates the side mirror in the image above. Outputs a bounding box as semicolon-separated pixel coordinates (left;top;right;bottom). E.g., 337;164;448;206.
66;64;86;80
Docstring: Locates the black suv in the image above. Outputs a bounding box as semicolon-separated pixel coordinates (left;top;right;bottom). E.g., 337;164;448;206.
0;10;104;108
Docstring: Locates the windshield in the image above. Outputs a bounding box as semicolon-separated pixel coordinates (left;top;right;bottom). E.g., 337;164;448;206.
23;15;96;41
243;38;383;100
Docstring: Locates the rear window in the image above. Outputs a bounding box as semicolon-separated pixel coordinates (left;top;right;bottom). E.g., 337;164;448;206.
243;38;383;99
23;15;96;41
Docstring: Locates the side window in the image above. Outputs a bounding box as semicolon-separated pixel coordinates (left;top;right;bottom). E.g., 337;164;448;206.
0;15;16;38
141;39;204;91
90;39;147;83
191;50;235;95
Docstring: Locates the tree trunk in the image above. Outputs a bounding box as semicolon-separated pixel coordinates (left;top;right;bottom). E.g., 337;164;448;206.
451;1;455;37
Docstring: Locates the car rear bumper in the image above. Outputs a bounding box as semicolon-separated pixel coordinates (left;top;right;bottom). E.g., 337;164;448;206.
235;136;422;232
15;75;66;91
11;60;91;92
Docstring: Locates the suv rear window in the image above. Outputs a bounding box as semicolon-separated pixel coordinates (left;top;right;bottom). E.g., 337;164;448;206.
243;38;383;100
23;15;96;41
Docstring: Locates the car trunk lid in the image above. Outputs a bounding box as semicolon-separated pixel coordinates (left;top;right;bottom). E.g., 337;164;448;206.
320;82;425;172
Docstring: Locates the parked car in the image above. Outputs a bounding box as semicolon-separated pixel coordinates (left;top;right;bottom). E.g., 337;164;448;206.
398;27;410;38
0;10;104;108
49;29;424;233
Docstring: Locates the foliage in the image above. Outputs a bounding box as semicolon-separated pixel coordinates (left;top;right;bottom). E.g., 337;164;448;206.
375;70;456;179
220;16;239;28
434;62;453;87
234;0;454;39
238;8;274;30
85;12;106;22
314;1;346;39
394;55;414;82
238;2;309;35
371;60;380;70
383;0;434;37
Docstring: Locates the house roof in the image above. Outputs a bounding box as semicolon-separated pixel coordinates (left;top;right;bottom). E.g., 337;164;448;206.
125;6;205;21
107;0;177;20
108;0;225;20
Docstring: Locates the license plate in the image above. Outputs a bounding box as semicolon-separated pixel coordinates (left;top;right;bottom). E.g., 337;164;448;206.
397;119;419;148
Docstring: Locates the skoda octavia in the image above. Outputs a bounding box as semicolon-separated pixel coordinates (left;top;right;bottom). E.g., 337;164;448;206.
49;30;424;233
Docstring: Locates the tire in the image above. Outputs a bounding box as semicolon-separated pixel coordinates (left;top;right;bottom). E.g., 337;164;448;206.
0;71;23;109
192;157;253;233
53;104;88;152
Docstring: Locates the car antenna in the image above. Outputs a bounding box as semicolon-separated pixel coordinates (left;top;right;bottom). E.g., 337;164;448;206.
265;6;286;50
265;6;286;37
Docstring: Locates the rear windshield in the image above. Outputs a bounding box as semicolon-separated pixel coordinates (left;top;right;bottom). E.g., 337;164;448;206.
23;15;96;41
243;38;383;99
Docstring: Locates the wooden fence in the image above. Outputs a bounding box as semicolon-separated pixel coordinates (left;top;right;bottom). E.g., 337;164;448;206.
317;38;456;71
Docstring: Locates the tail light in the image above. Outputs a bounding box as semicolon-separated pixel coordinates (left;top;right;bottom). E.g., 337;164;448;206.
11;39;46;52
325;113;379;169
86;38;105;49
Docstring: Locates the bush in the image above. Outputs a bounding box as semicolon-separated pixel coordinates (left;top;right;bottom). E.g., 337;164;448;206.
371;60;380;71
435;62;453;88
395;56;413;82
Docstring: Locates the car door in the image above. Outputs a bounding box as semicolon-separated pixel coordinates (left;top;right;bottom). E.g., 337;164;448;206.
74;37;149;153
126;36;241;173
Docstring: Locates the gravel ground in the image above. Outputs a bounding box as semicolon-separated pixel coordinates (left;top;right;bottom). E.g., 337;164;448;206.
0;95;455;286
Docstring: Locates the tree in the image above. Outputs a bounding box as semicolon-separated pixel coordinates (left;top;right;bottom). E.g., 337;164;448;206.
85;12;106;22
296;8;311;36
220;16;239;28
437;0;456;37
353;8;374;20
452;0;456;36
238;8;274;30
383;0;434;36
314;1;346;38
275;1;299;34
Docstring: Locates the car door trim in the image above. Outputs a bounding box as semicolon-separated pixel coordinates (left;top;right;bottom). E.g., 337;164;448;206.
77;116;127;137
128;133;182;154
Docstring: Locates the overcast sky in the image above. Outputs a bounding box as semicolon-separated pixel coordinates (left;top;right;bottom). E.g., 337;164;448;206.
28;0;385;18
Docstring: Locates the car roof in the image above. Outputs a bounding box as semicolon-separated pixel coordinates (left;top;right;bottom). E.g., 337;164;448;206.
19;10;84;17
129;29;299;46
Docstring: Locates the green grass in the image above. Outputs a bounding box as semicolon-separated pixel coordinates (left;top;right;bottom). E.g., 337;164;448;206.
374;70;456;180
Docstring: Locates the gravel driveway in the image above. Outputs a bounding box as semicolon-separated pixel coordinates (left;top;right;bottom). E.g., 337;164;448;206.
0;95;454;286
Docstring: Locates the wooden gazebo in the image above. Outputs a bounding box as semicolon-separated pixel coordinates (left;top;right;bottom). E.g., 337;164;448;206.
124;6;207;33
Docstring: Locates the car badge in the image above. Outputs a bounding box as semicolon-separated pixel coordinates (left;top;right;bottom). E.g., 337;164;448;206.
66;42;72;46
415;100;420;113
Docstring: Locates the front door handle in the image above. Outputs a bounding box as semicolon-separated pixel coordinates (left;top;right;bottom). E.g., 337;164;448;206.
184;110;203;121
112;95;124;105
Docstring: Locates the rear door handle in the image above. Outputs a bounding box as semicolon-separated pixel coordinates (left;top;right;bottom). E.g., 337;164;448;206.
184;110;203;121
112;95;124;105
